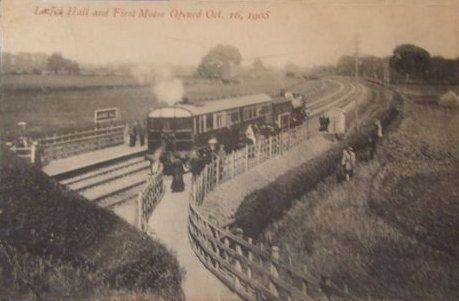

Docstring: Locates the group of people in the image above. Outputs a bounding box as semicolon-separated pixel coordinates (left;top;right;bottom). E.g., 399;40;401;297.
126;121;145;147
146;142;226;193
339;119;383;182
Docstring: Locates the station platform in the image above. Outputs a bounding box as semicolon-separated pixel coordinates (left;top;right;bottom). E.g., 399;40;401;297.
43;144;148;180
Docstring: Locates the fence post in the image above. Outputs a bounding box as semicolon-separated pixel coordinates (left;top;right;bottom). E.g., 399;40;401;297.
203;165;208;197
30;142;37;164
270;246;279;278
245;144;249;171
137;189;143;231
269;246;280;297
269;136;272;158
216;157;220;185
231;151;236;179
247;237;253;262
256;141;260;165
280;132;283;154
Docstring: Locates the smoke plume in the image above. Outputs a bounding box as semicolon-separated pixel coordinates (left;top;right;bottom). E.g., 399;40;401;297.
130;65;184;106
152;68;184;106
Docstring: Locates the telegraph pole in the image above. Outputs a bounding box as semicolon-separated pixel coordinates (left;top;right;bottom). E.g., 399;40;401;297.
354;36;360;132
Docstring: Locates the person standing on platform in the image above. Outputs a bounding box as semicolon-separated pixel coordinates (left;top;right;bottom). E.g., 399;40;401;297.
139;121;146;146
133;121;140;146
124;122;130;145
129;123;136;147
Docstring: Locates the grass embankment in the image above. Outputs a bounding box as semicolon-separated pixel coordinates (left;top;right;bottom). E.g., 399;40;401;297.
261;88;459;300
232;84;399;238
0;146;184;301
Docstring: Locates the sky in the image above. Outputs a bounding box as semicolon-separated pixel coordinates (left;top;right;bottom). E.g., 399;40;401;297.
1;0;458;68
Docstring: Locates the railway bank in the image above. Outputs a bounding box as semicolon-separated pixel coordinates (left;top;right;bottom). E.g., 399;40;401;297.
230;83;398;238
259;86;458;300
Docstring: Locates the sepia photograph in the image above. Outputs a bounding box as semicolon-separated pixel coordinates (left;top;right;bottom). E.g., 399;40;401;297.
0;0;458;300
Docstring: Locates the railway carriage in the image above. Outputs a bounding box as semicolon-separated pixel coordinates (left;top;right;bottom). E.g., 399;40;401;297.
147;94;275;153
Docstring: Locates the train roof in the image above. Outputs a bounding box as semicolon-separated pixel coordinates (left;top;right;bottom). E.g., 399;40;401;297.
271;96;292;105
149;93;272;118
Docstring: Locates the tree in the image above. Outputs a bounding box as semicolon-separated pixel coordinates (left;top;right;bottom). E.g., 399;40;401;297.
336;55;355;76
47;53;66;74
197;45;242;79
389;44;431;80
428;56;458;84
46;52;80;75
284;62;301;77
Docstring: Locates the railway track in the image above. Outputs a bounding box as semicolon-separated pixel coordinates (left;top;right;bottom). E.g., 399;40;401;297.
306;78;362;116
59;155;150;208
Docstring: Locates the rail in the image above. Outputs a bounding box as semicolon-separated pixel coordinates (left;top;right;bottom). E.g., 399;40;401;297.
38;124;125;162
137;172;165;232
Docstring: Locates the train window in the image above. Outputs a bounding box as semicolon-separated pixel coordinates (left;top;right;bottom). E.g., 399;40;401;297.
175;118;192;130
151;118;171;131
243;107;254;121
206;114;213;129
214;112;226;129
227;109;240;125
199;115;207;133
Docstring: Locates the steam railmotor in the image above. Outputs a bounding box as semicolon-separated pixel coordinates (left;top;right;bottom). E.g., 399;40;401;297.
147;92;305;154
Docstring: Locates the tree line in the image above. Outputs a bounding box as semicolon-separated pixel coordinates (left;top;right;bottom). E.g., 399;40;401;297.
335;44;459;85
1;52;80;75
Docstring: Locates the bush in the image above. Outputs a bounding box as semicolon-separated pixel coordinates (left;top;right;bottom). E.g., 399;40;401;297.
0;146;184;300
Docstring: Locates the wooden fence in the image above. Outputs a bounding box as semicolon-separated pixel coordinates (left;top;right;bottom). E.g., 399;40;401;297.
38;124;125;162
137;172;165;232
187;123;332;301
8;144;36;163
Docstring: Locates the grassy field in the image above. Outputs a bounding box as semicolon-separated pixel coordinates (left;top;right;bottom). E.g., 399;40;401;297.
0;146;184;301
1;74;140;91
0;74;312;139
259;86;459;300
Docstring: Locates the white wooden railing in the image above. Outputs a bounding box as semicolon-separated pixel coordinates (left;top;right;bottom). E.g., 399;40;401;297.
137;173;165;232
38;124;125;162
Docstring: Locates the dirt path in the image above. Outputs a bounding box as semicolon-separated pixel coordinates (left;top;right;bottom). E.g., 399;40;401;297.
148;176;239;301
113;176;239;301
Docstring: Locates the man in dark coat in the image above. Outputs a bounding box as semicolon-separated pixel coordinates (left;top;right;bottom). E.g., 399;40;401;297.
171;156;185;193
138;121;145;146
129;123;136;147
